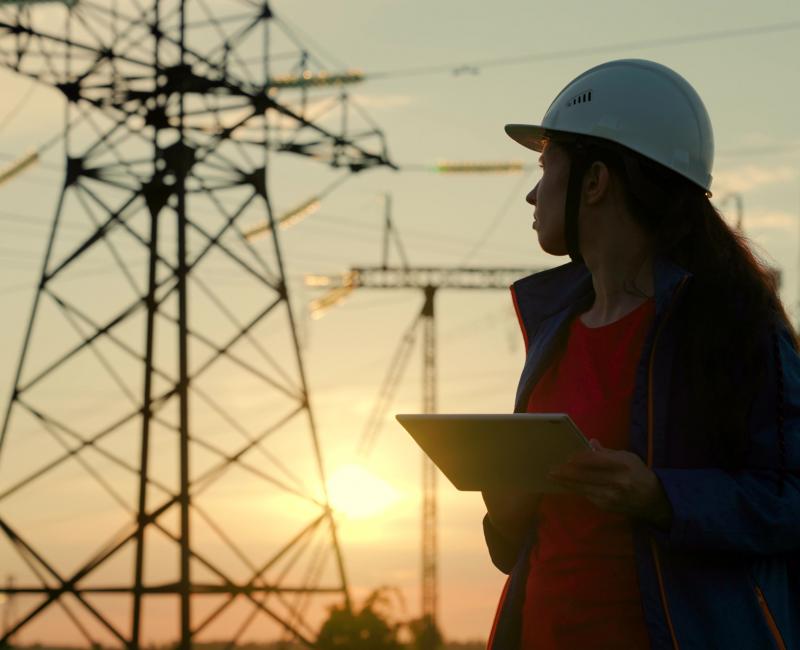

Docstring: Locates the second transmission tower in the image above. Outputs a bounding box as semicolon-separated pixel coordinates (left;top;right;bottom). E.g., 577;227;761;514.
308;195;541;643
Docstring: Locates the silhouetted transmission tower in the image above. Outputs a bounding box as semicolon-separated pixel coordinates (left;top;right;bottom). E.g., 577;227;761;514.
0;1;393;647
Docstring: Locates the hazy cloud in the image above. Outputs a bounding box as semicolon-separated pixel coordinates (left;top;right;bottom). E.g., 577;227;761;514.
713;164;797;194
741;209;796;232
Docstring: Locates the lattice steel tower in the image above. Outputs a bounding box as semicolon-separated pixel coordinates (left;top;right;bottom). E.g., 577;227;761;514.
0;1;392;647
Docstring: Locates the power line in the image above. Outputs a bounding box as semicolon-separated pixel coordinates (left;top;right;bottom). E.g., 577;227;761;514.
398;140;800;168
0;79;37;134
274;16;349;72
0;152;63;172
298;207;534;255
399;163;535;173
457;171;535;266
367;19;800;80
292;214;532;260
0;193;517;265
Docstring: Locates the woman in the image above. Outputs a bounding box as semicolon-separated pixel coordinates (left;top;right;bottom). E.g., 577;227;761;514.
483;59;799;649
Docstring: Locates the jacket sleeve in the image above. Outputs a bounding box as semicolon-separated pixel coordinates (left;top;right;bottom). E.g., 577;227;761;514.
652;469;800;553
652;326;800;554
483;514;521;574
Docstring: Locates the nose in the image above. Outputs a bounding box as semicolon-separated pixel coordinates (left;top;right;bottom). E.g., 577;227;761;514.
526;181;539;206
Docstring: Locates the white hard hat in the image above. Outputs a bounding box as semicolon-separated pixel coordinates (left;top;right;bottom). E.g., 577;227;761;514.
505;59;714;193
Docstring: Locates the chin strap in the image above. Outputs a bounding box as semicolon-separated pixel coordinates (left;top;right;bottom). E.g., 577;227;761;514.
564;146;590;263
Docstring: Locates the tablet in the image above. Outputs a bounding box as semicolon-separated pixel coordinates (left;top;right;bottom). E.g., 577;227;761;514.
395;413;590;492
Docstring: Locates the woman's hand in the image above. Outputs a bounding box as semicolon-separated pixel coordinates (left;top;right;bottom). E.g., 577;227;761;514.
548;439;673;529
482;488;541;547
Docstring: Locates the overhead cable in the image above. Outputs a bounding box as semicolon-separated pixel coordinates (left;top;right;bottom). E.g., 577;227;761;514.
367;20;800;81
0;79;37;134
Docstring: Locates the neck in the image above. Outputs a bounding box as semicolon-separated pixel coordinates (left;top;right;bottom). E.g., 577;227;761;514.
580;236;654;327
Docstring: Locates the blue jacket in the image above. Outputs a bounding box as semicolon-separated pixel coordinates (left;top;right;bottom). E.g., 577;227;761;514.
485;259;800;649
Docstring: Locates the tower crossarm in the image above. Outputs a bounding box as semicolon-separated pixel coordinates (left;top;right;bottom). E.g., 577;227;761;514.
315;266;544;291
0;4;147;90
0;3;396;173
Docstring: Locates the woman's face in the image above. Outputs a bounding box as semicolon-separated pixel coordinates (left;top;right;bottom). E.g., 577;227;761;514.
526;142;570;256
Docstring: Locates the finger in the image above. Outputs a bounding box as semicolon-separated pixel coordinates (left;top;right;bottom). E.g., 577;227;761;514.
563;450;629;471
548;473;616;491
573;482;627;509
551;477;620;506
547;476;584;494
550;458;624;480
549;468;608;485
584;491;627;513
566;447;614;463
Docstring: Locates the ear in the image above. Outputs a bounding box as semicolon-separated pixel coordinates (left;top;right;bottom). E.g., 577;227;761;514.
583;161;611;205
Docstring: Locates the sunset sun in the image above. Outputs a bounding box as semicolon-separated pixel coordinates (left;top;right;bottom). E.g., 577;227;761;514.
326;463;399;519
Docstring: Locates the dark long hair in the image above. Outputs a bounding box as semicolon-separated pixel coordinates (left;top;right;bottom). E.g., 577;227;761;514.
562;137;796;467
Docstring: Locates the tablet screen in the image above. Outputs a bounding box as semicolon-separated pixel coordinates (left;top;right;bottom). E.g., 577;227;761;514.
396;413;589;491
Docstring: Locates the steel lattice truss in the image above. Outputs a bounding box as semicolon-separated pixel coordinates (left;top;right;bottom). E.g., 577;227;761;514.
0;1;393;647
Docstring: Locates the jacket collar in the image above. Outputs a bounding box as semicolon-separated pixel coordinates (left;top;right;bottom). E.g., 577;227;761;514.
651;256;693;317
511;257;692;340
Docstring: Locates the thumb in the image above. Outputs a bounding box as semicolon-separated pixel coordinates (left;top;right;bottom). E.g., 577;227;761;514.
589;438;604;451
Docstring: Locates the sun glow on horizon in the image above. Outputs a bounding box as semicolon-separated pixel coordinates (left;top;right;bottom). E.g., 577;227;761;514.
327;463;399;519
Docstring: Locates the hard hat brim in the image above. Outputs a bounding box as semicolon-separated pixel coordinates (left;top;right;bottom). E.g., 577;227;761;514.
505;124;580;152
504;124;549;152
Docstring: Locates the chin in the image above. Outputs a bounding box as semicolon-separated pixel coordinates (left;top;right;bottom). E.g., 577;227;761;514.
537;232;569;257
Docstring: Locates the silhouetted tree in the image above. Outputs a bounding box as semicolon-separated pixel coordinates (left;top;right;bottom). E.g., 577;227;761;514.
316;588;403;650
406;614;444;650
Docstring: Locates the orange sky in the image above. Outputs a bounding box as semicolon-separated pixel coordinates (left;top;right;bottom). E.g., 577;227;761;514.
1;0;799;645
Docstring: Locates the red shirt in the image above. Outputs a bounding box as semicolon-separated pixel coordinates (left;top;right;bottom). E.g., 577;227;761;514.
520;299;654;649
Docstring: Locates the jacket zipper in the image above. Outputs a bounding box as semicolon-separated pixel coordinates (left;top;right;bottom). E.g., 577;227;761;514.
754;584;788;650
646;275;688;650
